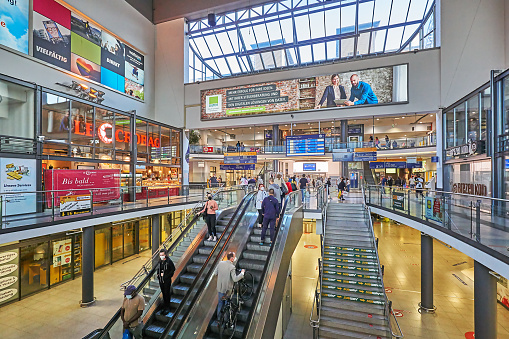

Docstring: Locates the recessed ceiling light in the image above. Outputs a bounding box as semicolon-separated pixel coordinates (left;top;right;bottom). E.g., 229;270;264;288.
249;127;252;129
395;118;400;120
419;122;423;124
308;123;310;125
402;117;405;119
404;135;407;136
232;128;235;130
285;125;288;126
376;118;380;121
214;129;217;131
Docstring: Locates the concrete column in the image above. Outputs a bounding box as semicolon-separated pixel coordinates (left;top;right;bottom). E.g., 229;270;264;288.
474;261;497;339
272;125;280;146
340;120;348;178
152;214;160;253
81;226;95;306
419;233;435;312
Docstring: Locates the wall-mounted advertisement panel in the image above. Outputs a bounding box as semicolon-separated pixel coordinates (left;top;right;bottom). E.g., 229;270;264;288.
0;0;29;54
0;250;19;305
32;0;145;100
201;64;408;120
0;158;37;216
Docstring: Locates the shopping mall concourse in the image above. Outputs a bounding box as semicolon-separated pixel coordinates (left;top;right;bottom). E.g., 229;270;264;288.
1;0;509;338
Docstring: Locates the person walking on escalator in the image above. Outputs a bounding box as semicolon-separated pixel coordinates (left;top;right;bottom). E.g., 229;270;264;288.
121;285;145;339
338;178;347;201
215;252;245;319
256;184;268;228
200;194;218;241
158;249;176;315
260;188;280;245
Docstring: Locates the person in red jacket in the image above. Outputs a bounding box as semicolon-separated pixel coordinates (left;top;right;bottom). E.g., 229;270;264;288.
285;179;293;193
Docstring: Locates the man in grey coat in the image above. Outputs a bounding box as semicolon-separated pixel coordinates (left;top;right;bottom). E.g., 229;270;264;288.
214;252;245;318
268;178;282;203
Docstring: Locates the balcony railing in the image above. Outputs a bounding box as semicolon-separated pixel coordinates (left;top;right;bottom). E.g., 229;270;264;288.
0;135;36;155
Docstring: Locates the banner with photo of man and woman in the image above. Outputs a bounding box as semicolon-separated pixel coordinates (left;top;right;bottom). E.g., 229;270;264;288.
201;64;408;120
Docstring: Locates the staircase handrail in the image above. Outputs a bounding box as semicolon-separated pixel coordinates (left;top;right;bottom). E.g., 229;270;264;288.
362;185;404;338
310;185;328;335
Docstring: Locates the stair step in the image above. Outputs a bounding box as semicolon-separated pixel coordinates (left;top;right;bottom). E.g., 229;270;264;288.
323;256;378;266
199;247;213;255
326;229;371;237
322;282;385;296
323;251;377;260
321;306;387;326
238;258;266;271
179;273;197;285
319;324;389;339
246;243;271;252
324;246;376;254
192;254;209;264
173;283;190;296
322;264;380;280
321;298;386;315
186;263;203;274
322;274;383;288
324;239;373;248
325;234;372;242
322;290;385;304
321;315;390;337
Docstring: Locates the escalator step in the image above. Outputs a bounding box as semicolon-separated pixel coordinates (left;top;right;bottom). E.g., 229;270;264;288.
192;254;209;264
199;247;213;255
180;273;197;285
242;250;269;261
173;284;190;296
210;320;245;337
246;243;270;252
238;258;266;271
187;264;203;274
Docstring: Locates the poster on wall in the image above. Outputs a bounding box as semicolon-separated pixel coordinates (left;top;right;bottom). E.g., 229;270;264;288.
32;11;71;70
0;250;19;305
497;275;509;310
201;64;408;120
52;239;72;267
59;194;91;216
425;196;443;223
32;0;145;100
44;169;120;207
0;0;29;54
0;158;37;216
392;191;405;211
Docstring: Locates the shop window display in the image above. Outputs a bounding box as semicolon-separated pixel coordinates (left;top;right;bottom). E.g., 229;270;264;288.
20;242;49;297
124;222;136;258
454;103;466;146
50;237;73;285
467;95;479;141
139;219;151;252
42;93;70;155
112;225;123;262
0;79;35;140
95;227;111;268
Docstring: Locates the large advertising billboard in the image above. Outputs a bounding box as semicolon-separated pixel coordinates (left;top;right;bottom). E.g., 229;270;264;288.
201;64;408;120
0;0;29;54
32;0;145;100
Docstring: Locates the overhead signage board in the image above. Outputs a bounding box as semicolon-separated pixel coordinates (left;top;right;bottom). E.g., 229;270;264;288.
354;152;377;162
286;134;325;157
369;162;385;169
332;152;354;162
220;164;255;171
201;64;408;120
303;163;317;171
384;162;407;169
59;194;92;216
223;155;258;164
407;157;417;164
0;0;29;54
224;152;257;157
32;0;145;100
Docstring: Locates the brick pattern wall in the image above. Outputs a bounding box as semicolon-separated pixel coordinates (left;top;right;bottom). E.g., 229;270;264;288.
201;79;300;119
315;67;394;106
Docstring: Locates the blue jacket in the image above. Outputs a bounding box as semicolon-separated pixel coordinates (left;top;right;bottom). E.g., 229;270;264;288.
261;195;280;220
349;81;378;105
318;85;346;107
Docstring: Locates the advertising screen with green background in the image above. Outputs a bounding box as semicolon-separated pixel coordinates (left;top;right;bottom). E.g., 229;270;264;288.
30;0;144;100
201;64;408;120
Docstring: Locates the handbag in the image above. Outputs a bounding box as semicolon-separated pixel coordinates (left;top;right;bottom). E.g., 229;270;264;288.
123;329;133;339
202;202;208;221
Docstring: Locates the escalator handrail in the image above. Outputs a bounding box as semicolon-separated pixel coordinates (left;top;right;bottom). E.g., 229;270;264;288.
95;187;243;339
158;191;257;339
241;190;301;339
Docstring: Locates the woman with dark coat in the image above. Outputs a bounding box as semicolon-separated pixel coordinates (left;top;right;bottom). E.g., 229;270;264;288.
315;74;347;108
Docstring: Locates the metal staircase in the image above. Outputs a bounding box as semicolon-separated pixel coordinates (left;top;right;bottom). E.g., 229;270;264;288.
363;162;376;186
311;200;403;338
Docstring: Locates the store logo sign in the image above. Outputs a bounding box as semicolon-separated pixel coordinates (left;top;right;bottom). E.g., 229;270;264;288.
206;94;222;114
74;121;160;147
452;183;488;196
446;140;484;157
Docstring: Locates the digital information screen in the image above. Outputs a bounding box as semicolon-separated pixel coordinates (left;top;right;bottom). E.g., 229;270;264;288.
286;134;325;157
303;163;317;171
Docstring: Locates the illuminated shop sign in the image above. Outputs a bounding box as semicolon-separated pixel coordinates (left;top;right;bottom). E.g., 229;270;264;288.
446;140;485;157
452;183;488;196
74;121;160;146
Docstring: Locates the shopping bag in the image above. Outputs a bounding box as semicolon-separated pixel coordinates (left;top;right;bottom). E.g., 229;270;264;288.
337;191;342;199
123;329;133;339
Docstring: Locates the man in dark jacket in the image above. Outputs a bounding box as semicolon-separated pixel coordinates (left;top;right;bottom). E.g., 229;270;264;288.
158;249;176;314
338;178;346;201
260;188;280;245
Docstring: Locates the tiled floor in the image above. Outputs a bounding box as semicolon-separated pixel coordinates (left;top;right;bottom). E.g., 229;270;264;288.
374;218;509;339
0;250;152;339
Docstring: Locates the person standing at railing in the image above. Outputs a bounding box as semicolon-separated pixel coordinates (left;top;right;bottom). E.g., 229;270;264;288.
200;194;219;241
375;137;380;149
256;184;268;228
158;249;176;315
409;175;415;189
415;174;424;198
121;285;145;339
327;177;332;197
260;188;280;245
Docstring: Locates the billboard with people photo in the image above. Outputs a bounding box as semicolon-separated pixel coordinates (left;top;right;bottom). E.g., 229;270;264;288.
201;64;408;120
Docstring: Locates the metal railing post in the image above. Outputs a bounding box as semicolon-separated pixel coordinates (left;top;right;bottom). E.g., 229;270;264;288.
51;192;55;221
168;187;170;204
476;200;481;242
146;186;149;207
121;189;124;211
90;190;94;215
407;189;411;215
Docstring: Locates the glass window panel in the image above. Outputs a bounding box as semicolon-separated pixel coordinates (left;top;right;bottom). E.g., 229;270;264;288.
371;29;386;53
341;38;355;58
326;41;338;60
372;0;392;27
148;123;161;163
215;32;234;54
214;57;231;75
251;23;270;46
312;43;326;62
273;49;287;68
481;87;490;140
226;56;242;74
112;225;123;262
136;119;148;155
139;219;151;252
279;18;294;44
114;112;131;153
251;54;265;70
356;32;371;55
226;29;240;53
299;45;312;63
261;52;276;69
171;129;181;160
286;48;298;65
423;30;434;49
401;23;420;46
407;0;428;21
203;34;222;56
445;110;455;148
384;27;404;52
309;12;325;39
20;242;49;297
294;15;310;41
266;21;283;44
0;79;35;139
340;5;356;33
358;1;375;28
324;8;340;36
239;26;257;50
389;0;410;24
42;93;69;143
455;103;466;146
467;95;480;141
95;227;111;268
95;108;114;150
191;37;211;59
70;101;94;147
124;222;136;258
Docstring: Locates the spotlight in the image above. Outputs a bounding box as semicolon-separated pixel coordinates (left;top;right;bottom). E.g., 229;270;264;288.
79;84;88;91
97;91;105;98
208;13;216;27
71;81;80;91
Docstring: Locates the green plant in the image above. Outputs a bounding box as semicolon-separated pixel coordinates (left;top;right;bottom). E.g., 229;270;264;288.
189;130;201;145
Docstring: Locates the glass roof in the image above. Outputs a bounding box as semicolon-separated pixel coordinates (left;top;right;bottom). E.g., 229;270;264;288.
187;0;437;82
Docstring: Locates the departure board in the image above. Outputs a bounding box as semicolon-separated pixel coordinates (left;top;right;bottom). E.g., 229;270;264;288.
286;134;325;156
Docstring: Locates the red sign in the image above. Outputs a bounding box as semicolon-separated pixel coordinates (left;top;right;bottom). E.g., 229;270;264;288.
74;121;160;147
44;169;121;207
465;332;475;339
203;147;213;153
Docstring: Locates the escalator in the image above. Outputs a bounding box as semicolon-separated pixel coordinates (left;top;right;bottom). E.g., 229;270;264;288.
169;191;304;339
89;188;253;339
143;210;237;337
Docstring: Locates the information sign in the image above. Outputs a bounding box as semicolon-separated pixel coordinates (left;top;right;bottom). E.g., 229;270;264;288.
59;194;91;216
392;192;405;211
369;162;385;169
354;152;377;161
286;134;325;156
219;164;256;171
425;197;443;223
223;155;258;164
333;153;354;162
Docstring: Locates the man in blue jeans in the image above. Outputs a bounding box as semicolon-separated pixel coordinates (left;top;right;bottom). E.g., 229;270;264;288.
260;189;280;245
214;252;244;319
299;174;308;202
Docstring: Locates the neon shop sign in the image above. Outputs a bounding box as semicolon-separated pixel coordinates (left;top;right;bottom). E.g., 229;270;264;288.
74;121;160;147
